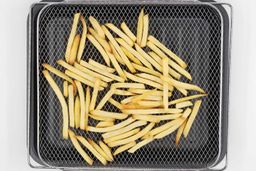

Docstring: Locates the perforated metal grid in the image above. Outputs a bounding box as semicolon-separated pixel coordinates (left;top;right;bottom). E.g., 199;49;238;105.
38;3;222;169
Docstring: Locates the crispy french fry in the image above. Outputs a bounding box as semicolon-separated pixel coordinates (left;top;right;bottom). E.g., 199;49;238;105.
136;101;163;108
77;136;107;165
80;60;125;83
102;25;136;73
148;35;187;68
106;52;126;79
91;110;128;120
42;63;73;83
114;89;134;96
109;42;125;65
65;13;80;62
88;139;112;162
114;141;136;156
128;88;172;96
85;86;90;130
104;128;140;144
77;16;87;62
99;141;113;161
131;89;157;103
156;114;182;121
116;38;153;69
121;95;162;104
121;46;142;65
128;137;154;153
63;81;69;97
122;108;182;115
183;100;202;137
87;34;110;66
89;16;105;38
75;81;86;130
177;88;188;96
108;98;123;110
112;83;145;89
169;94;207;105
108;123;155;147
175;119;187;146
141;14;149;48
74;96;80;129
96;121;114;128
102;120;147;139
89;79;100;111
88;27;111;52
132;115;160;123
176;101;193;109
96;88;116;110
43;70;69;139
88;117;135;133
88;59;115;73
122;103;154;109
136;8;144;46
163;57;169;110
120;22;136;42
182;108;192;118
69;34;81;65
106;23;134;46
89;114;115;122
68;85;75;127
132;63;162;77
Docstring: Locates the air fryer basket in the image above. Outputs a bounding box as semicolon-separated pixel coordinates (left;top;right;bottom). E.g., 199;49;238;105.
27;0;231;170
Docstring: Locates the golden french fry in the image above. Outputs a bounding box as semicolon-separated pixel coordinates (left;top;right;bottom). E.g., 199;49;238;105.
121;46;142;65
109;42;125;65
102;120;147;139
176;101;193;109
136;8;144;46
116;38;153;69
122;103;154;109
169;94;207;105
128;137;154;153
114;141;136;156
131;89;157;103
120;22;136;42
104;128;140;144
108;98;123;110
88;139;112;162
75;81;86;130
112;83;145;89
121;95;162;104
182;108;192;118
63;81;69;97
42;63;73;83
106;52;126;79
96;88;116;110
80;60;125;83
74;96;80;129
132;63;162;77
77;136;107;165
68;85;75;127
175;119;187;146
156;114;182;121
162;57;169;110
102;25;136;73
148;35;187;68
108;123;155;147
132;115;160;123
114;89;135;96
87;117;135;133
69;34;81;64
140;14;149;47
96;121;114;128
65;13;80;62
88;16;105;38
136;101;163;108
87;34;110;66
122;108;182;115
88;27;111;52
106;23;134;46
99;141;113;161
88;59;115;73
90;110;128;120
177;88;188;96
43;70;69;139
89;79;100;111
77;16;87;62
85;86;90;130
128;88;172;96
183;100;202;137
89;114;115;122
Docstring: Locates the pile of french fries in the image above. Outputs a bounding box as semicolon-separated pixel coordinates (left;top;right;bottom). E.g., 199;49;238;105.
42;9;207;165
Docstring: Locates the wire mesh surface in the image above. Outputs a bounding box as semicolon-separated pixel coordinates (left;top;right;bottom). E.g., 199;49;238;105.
38;4;222;169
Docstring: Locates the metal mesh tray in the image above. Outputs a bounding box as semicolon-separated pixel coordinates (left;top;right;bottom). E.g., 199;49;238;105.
30;1;229;170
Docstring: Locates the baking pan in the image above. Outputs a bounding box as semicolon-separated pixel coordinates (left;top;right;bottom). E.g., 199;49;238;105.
27;0;231;170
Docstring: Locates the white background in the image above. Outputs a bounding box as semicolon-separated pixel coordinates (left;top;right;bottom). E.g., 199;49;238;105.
0;0;255;170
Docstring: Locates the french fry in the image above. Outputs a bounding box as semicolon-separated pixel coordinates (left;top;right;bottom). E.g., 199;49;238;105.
182;108;192;118
106;23;134;46
108;98;123;110
74;96;80;128
148;35;187;68
63;81;68;97
87;117;135;133
130;89;157;103
90;110;128;120
121;46;142;65
88;27;111;52
102;120;147;139
85;87;90;130
176;101;193;109
104;128;140;144
77;16;87;62
112;83;145;89
69;130;93;165
175;120;187;146
77;136;107;165
122;103;154;109
89;79;100;111
156;114;182;121
96;88;116;110
114;89;135;96
114;141;136;156
116;38;153;69
80;60;125;83
96;121;114;128
183;100;202;137
109;42;125;65
163;57;169;110
121;95;162;104
89;114;115;122
120;22;136;42
42;63;73;83
108;123;155;147
132;63;162;77
88;16;105;39
102;25;136;73
177;88;188;96
136;8;144;46
88;139;112;162
122;108;182;115
132;115;160;123
136;101;164;108
128;88;172;96
68;85;75;127
69;34;81;64
75;81;86;130
128;137;154;153
99;141;114;161
106;52;126;79
88;59;115;73
65;13;80;62
87;34;110;66
141;14;149;47
169;94;207;105
43;70;69;139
